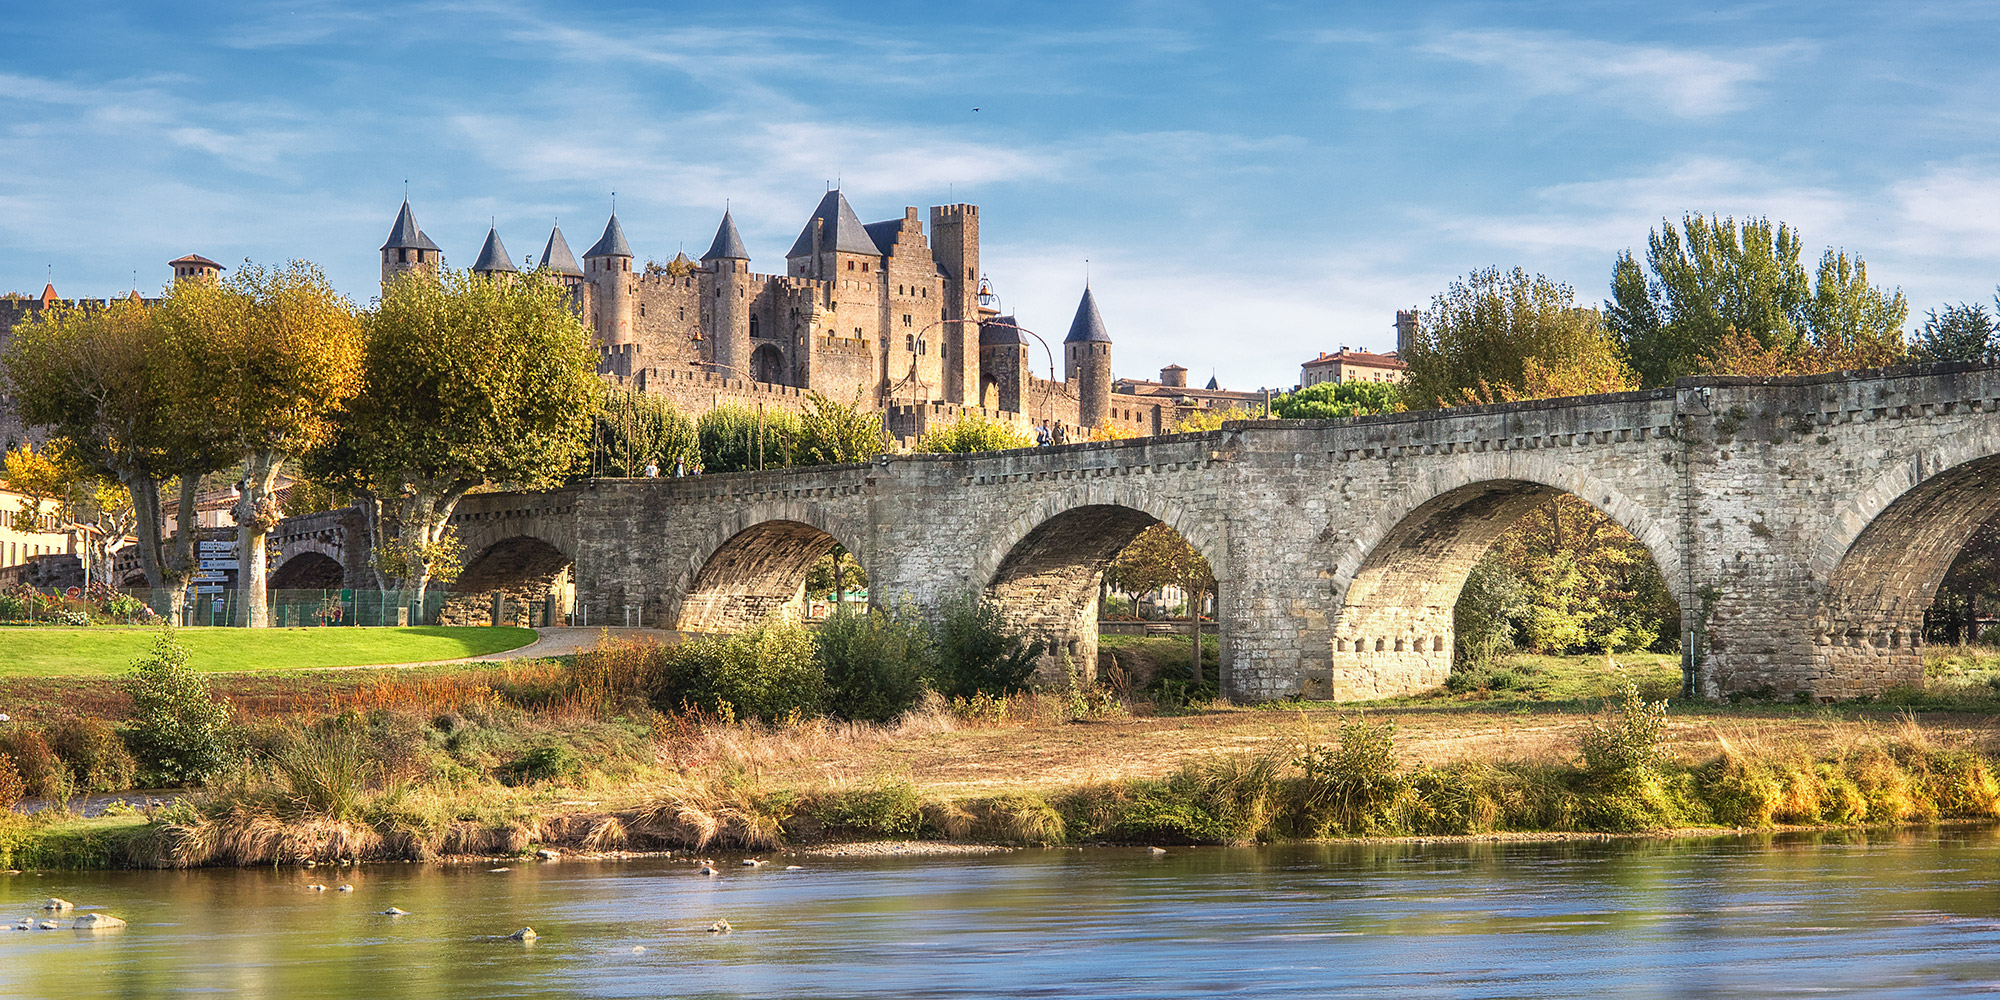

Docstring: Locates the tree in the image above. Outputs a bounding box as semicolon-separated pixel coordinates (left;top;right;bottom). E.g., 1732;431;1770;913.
795;392;886;465
1400;267;1632;409
1105;523;1217;684
2;298;227;611
157;262;364;626
1268;381;1402;420
1912;299;1998;363
1609;215;1908;385
1456;496;1677;657
2;440;136;586
697;404;801;473
586;387;698;478
915;411;1034;453
309;268;597;607
1173;405;1256;433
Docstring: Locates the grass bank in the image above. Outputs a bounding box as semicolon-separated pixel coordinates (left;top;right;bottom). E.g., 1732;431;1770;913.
4;640;2000;868
0;626;536;676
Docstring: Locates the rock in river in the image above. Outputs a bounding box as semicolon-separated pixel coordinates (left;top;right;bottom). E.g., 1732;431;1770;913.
72;913;126;931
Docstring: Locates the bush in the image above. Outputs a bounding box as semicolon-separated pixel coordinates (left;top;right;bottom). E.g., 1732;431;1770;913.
914;412;1035;453
501;744;579;787
52;608;90;627
46;716;136;792
122;625;233;786
1297;716;1404;831
930;594;1044;699
817;605;930;723
0;753;22;808
0;726;65;797
272;717;372;818
1579;681;1670;778
656;619;824;722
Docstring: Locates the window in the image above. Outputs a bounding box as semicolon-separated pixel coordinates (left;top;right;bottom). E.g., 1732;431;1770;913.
678;307;685;320
861;262;870;272
906;334;915;351
902;314;912;327
847;261;855;271
918;338;926;355
639;304;646;317
750;316;761;338
398;249;409;263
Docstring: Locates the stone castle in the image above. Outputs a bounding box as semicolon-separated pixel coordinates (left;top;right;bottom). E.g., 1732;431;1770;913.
381;191;1192;441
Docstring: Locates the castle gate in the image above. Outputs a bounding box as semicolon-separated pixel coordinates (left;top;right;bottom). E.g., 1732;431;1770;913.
300;363;2000;702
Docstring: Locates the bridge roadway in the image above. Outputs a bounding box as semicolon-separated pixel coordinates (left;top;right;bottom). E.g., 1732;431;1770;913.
269;362;2000;702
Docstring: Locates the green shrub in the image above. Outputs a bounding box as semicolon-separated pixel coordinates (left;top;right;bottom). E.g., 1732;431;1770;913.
46;716;136;792
930;593;1043;699
801;781;928;838
817;605;930;722
501;744;579;787
1297;716;1405;831
1579;681;1670;778
121;625;233;786
655;618;824;722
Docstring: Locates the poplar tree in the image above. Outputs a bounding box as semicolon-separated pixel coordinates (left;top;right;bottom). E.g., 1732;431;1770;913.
1399;267;1632;410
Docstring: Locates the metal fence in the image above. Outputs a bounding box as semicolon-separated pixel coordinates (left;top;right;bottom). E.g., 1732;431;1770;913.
2;587;566;628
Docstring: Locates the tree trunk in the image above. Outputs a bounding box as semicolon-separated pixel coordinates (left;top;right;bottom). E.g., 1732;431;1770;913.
167;474;199;619
233;453;285;627
123;472;167;589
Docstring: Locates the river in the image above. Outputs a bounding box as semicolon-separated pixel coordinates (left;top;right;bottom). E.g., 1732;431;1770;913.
5;829;2000;998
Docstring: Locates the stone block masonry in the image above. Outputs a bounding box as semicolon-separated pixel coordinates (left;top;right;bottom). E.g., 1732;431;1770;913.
273;362;2000;703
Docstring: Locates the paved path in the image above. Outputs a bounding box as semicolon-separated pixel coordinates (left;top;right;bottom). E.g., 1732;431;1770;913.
330;626;675;670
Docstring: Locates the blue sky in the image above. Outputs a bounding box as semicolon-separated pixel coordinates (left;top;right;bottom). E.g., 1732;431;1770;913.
4;2;1999;390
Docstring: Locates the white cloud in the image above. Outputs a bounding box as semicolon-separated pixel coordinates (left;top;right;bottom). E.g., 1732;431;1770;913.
1367;29;1805;120
1890;165;2000;259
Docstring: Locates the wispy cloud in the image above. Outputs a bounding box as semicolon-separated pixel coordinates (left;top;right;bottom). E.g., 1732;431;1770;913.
1423;29;1792;118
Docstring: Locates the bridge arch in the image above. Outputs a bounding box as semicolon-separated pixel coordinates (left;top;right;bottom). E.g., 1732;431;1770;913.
268;551;344;590
973;484;1223;684
1803;433;2000;695
672;505;869;633
1327;459;1684;699
443;533;577;626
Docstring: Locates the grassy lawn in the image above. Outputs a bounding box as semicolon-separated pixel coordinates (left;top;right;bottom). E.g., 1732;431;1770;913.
0;625;538;677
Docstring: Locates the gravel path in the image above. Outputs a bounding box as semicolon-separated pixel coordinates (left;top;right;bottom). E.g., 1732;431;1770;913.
318;626;674;670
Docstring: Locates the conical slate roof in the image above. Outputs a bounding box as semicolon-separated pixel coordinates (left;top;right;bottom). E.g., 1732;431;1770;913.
1064;287;1112;344
472;227;517;274
786;190;881;258
540;225;583;276
701;210;750;261
584;214;632;258
380;199;441;253
1205;374;1220;390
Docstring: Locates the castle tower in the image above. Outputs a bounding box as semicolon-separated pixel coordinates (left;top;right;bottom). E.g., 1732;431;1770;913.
929;204;979;404
470;227;518;276
1395;308;1419;355
583;213;634;347
701;209;753;379
540;225;584;282
168;254;223;284
785;190;882;280
1063;286;1113;429
379;198;442;289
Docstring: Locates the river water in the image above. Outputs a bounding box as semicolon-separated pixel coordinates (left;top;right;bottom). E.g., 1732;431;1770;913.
5;829;2000;998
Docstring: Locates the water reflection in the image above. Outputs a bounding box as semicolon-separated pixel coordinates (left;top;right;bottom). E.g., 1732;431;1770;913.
4;828;1999;998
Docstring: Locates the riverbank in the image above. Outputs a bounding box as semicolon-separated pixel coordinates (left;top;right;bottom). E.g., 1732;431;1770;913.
5;648;2000;869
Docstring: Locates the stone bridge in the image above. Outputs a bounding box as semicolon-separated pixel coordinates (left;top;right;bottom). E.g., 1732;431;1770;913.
268;362;2000;702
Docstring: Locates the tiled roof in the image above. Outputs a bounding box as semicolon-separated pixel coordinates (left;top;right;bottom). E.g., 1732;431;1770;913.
540;225;583;276
168;254;223;269
379;199;441;252
1302;349;1406;369
786;190;883;258
584;214;632;258
701;210;750;261
1064;287;1111;344
471;227;517;273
